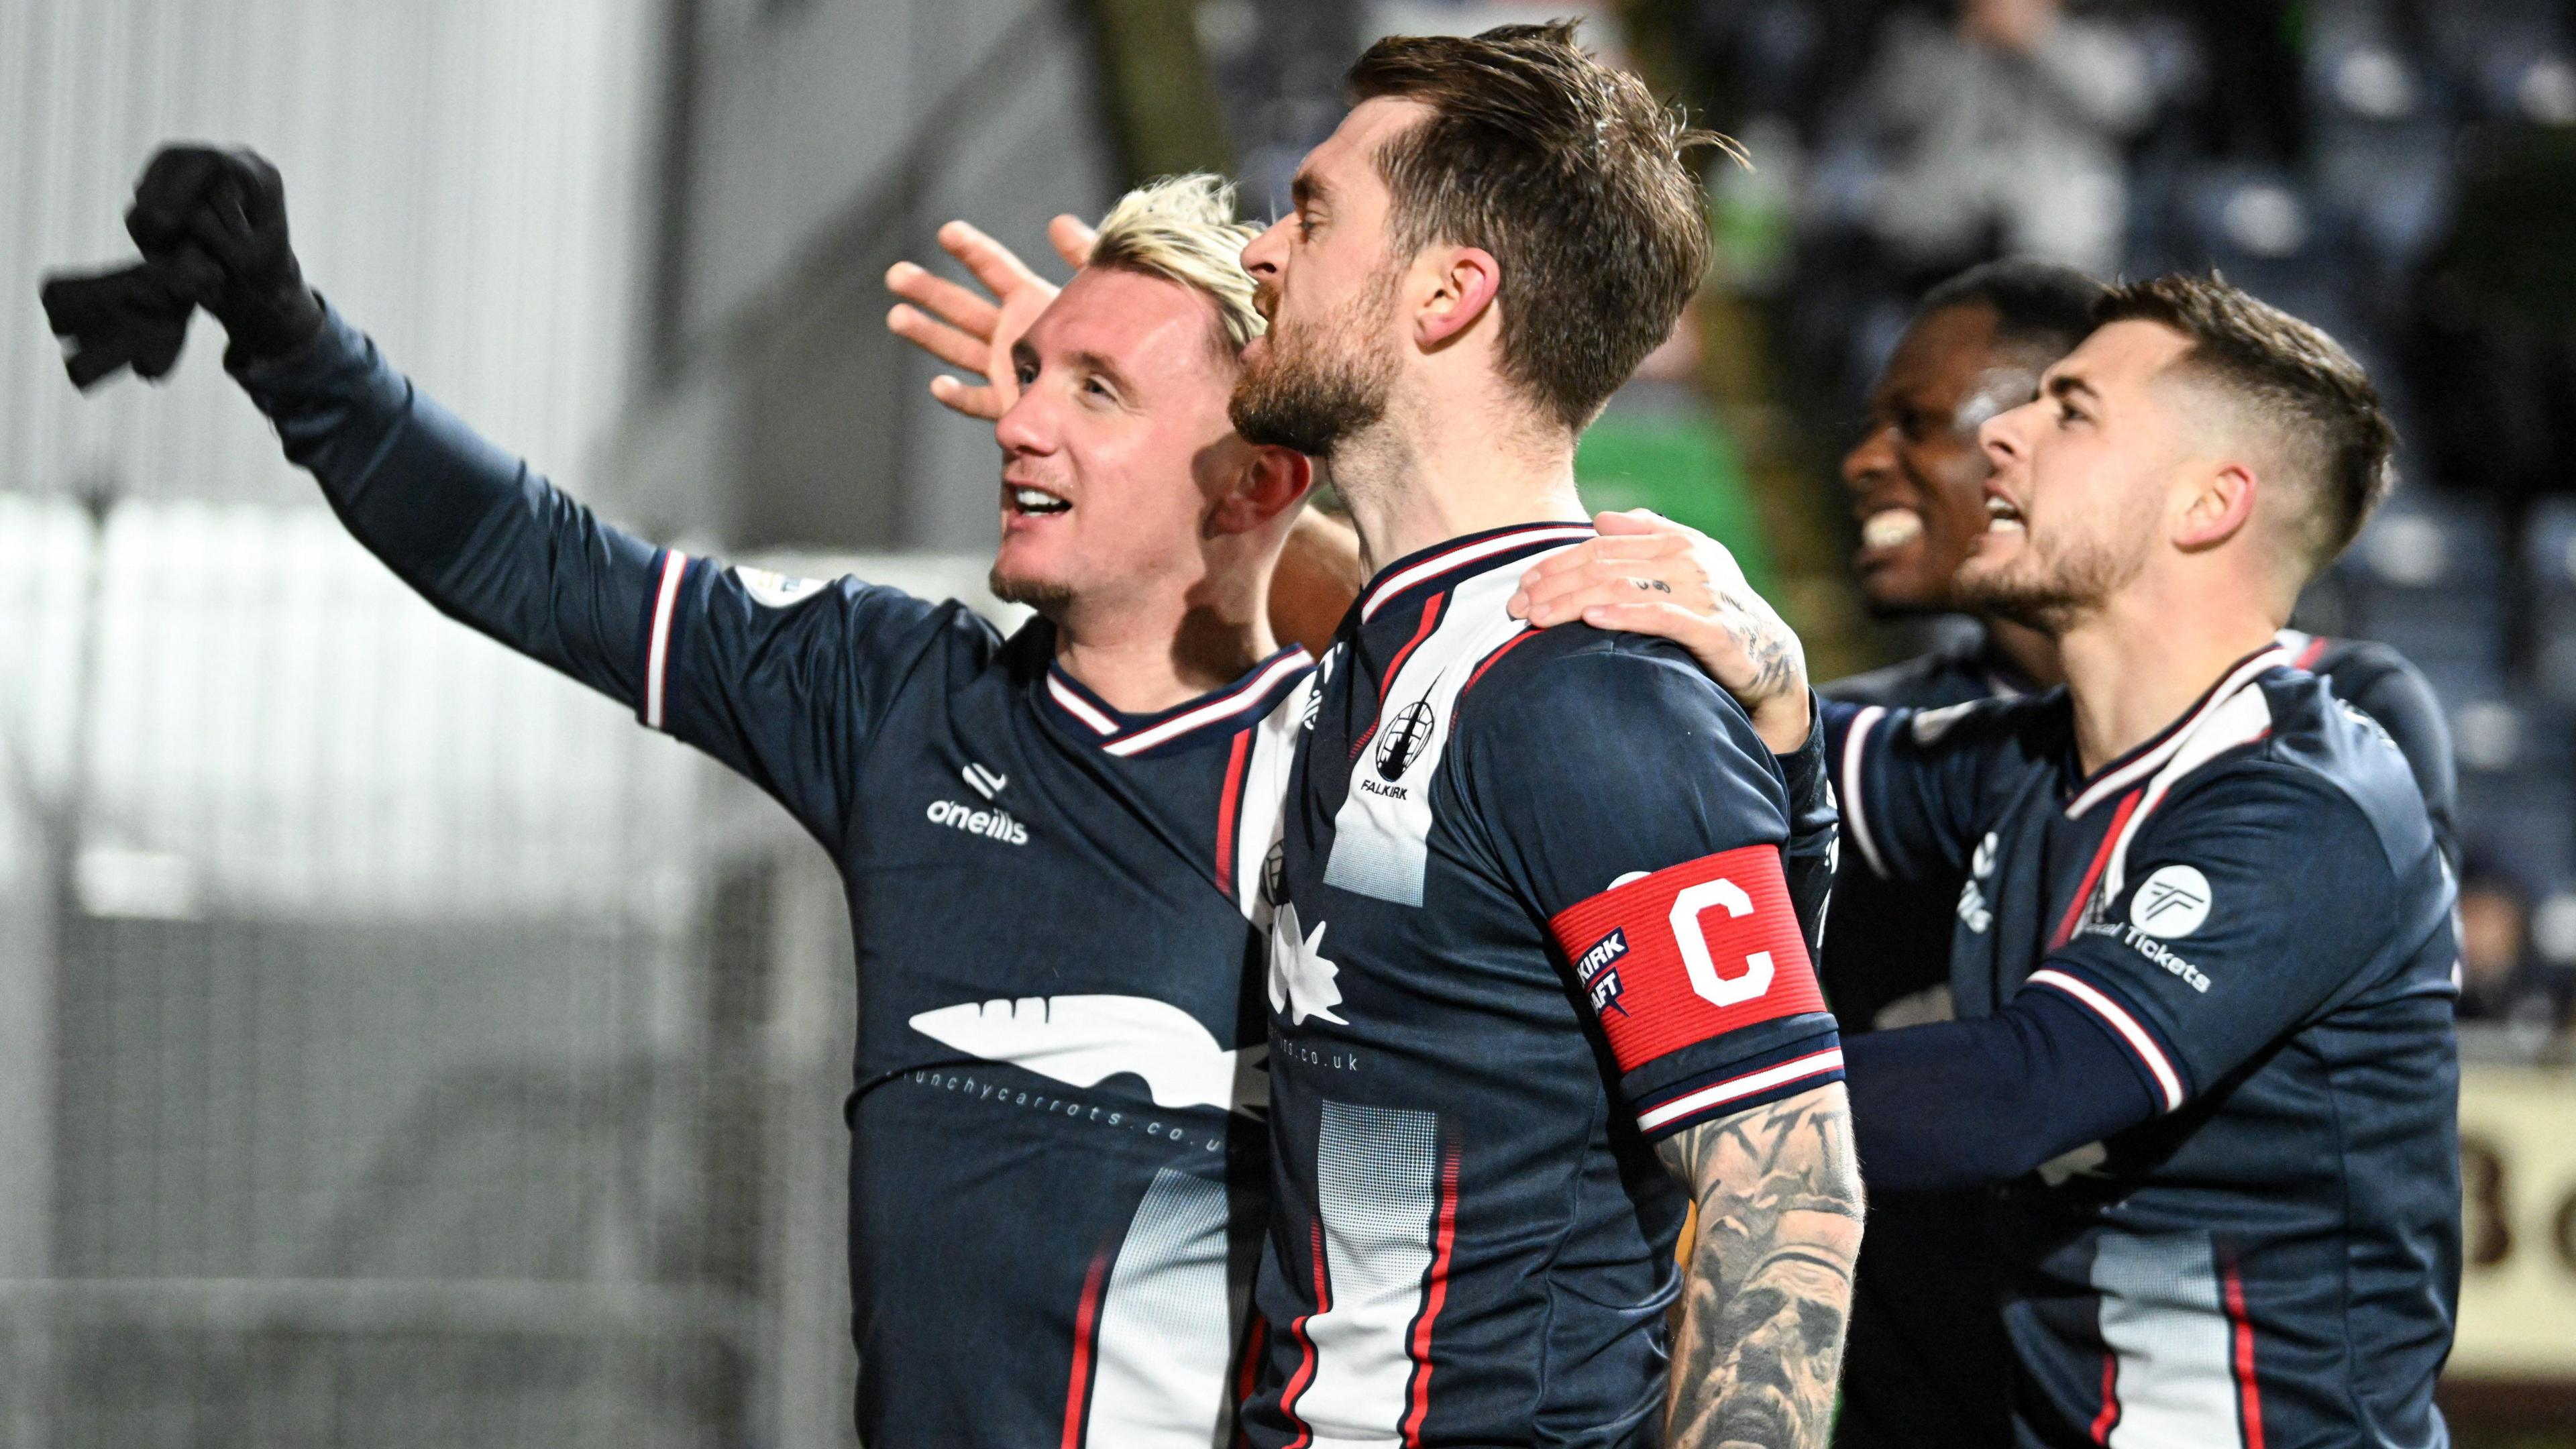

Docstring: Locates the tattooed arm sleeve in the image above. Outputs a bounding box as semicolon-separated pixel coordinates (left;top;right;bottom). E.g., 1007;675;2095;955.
1658;1081;1864;1449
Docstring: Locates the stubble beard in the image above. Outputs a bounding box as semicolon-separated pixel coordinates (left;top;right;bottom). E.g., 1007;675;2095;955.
1953;527;2147;636
987;564;1076;617
1229;264;1403;460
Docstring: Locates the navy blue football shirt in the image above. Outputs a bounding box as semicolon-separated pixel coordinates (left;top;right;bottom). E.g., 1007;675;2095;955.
1238;524;1843;1449
235;310;1314;1448
1821;625;2458;1449
1829;643;2459;1449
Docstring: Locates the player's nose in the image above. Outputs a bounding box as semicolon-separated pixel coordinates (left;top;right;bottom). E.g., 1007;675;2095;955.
1842;421;1898;497
1979;400;2035;474
996;384;1053;455
1241;217;1288;283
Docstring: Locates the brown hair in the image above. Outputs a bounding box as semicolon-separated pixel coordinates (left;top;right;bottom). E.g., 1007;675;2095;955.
1346;21;1723;431
2095;274;2396;574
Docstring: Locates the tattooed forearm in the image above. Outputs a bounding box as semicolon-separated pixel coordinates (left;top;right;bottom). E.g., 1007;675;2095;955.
1719;586;1799;703
1658;1083;1864;1449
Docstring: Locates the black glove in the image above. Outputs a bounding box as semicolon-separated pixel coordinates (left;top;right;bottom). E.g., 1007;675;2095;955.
38;144;324;389
126;146;323;363
39;251;222;388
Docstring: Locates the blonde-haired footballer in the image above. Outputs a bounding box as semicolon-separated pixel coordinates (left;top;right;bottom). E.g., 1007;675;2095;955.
54;151;1328;1447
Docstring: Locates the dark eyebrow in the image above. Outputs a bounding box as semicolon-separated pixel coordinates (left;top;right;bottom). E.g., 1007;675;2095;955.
2045;372;2101;405
1291;171;1328;210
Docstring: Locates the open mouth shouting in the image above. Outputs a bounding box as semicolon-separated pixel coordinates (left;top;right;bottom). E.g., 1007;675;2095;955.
1005;482;1072;519
1858;506;1925;555
1983;489;2027;535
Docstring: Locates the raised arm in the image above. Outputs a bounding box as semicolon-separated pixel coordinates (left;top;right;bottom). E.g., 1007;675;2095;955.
240;309;664;701
1658;1085;1863;1449
44;145;954;851
44;146;662;698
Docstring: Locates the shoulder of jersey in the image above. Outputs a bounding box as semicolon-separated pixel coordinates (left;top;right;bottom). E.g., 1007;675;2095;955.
2304;635;2440;722
1457;624;1741;710
2250;669;2424;820
2098;671;2419;887
1821;650;1982;708
1894;686;2062;753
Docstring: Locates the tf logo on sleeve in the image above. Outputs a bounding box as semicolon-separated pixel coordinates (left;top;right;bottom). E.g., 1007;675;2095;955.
1550;845;1827;1074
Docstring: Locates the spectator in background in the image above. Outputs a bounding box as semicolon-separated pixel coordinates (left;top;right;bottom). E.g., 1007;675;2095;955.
1856;0;2155;279
2406;126;2576;514
2455;849;2576;1032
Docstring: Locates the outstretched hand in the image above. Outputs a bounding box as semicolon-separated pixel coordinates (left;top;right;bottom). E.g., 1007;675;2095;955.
885;213;1095;420
1509;511;1814;753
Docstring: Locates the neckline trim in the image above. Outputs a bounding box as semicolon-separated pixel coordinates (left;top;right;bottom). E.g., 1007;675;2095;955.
1354;521;1597;625
1042;644;1313;757
2063;643;2289;816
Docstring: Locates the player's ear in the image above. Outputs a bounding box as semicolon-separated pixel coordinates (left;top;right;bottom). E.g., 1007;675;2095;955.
1414;245;1500;351
1210;443;1312;536
2174;458;2259;554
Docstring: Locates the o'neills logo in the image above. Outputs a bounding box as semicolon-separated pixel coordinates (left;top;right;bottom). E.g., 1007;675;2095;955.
926;798;1030;846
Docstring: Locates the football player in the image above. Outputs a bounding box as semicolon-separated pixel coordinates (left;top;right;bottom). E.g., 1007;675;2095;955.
1225;24;1858;1449
1521;258;2459;1449
1536;274;2461;1449
48;152;1315;1448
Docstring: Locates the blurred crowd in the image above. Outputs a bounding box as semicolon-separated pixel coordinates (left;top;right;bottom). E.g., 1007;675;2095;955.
1668;0;2576;1051
1190;0;2576;1049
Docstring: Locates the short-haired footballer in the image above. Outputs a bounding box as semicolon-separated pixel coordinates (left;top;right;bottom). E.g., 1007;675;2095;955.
1817;258;2458;1449
1546;274;2464;1449
1226;25;1857;1449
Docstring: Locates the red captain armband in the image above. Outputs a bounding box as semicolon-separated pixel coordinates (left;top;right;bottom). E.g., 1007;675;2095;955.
1548;845;1826;1075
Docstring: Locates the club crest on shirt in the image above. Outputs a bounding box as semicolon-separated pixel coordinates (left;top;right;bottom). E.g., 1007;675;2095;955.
1375;700;1438;780
1260;841;1287;909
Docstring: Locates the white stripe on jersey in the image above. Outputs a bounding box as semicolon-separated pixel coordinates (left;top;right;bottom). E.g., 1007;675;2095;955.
2098;682;2274;908
1234;672;1316;928
2065;647;2286;819
1108;649;1315;758
1085;1167;1246;1449
1294;1100;1440;1447
1049;674;1120;735
1358;524;1594;623
2092;1229;2242;1448
643;549;688;729
1325;553;1572;906
2028;969;2186;1112
1633;1048;1847;1134
1839;705;1892;879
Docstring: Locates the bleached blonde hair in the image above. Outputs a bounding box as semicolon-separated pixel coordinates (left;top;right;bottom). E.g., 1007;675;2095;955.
1085;172;1266;356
